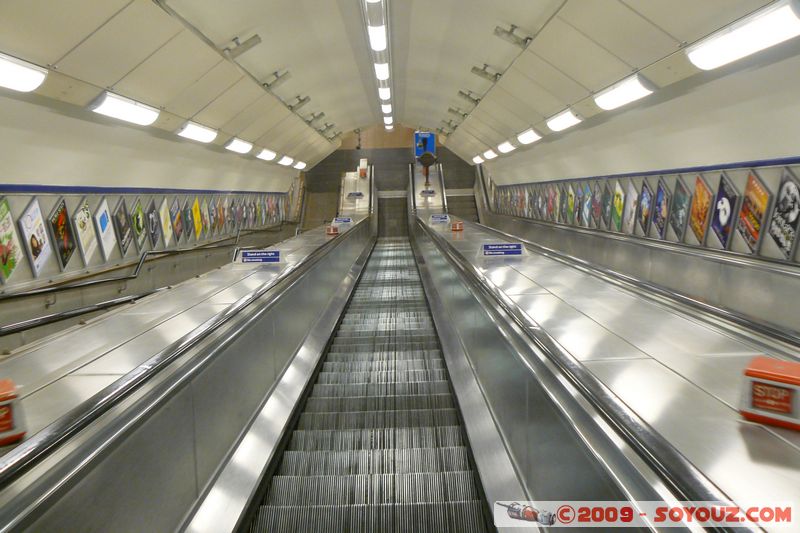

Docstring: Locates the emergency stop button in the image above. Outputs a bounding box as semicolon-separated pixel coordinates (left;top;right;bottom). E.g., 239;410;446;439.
0;379;26;446
741;356;800;431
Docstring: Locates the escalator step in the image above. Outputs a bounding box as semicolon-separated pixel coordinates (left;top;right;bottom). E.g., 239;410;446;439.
321;359;445;373
325;350;442;362
311;381;452;398
287;426;466;451
277;446;470;475
265;471;481;505
296;408;460;430
303;394;454;413
315;369;448;384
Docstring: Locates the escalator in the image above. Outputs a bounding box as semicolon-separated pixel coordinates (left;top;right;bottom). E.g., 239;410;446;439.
248;237;490;533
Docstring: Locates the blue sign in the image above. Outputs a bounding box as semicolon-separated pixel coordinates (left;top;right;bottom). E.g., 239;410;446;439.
347;191;364;199
241;249;280;263
334;217;353;224
482;243;523;256
430;214;450;224
414;131;436;157
420;189;436;197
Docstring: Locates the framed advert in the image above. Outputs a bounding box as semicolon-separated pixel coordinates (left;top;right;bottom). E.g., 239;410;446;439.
93;197;117;262
736;171;771;253
130;198;148;251
611;181;625;232
159;197;173;247
710;173;740;250
602;183;613;228
182;200;194;241
0;197;24;282
652;179;671;240
112;198;133;256
170;197;183;243
669;177;692;241
47;197;77;271
201;198;211;236
72;197;98;266
591;182;602;226
566;185;576;225
146;199;162;249
18;197;53;277
192;197;203;238
622;181;638;234
574;184;583;225
581;183;592;227
768;167;800;260
689;175;713;245
638;180;653;235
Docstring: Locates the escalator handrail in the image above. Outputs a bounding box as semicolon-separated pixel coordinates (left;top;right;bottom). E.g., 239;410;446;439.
0;219;369;489
438;163;448;214
474;219;800;351
415;217;742;511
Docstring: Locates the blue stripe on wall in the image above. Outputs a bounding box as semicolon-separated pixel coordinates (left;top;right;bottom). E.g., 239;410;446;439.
496;154;800;188
0;183;288;195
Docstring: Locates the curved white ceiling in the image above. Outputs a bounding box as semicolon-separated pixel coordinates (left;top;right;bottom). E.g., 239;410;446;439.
0;0;776;168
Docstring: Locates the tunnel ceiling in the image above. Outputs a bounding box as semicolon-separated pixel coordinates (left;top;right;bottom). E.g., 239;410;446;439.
0;0;774;167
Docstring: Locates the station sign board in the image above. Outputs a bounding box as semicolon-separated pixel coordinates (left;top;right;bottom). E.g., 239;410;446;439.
429;214;450;225
481;243;523;256
240;249;281;263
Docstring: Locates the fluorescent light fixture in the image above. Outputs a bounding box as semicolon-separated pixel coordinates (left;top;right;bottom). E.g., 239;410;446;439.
594;74;653;111
225;137;252;154
378;87;391;100
366;0;381;3
278;156;294;166
472;155;484;164
497;141;516;154
385;124;394;131
483;149;498;160
91;91;159;126
383;116;393;125
368;25;387;51
381;103;392;113
177;121;217;143
256;148;277;161
517;128;541;145
686;0;800;70
546;109;581;132
0;52;47;92
293;161;307;170
374;62;390;80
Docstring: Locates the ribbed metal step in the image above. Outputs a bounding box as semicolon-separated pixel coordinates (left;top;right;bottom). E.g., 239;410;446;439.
249;239;489;533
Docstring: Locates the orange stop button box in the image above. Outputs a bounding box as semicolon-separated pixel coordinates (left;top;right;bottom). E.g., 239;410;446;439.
0;379;26;446
740;356;800;431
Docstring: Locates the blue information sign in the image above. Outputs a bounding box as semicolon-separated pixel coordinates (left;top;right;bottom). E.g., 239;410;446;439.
334;217;353;224
481;243;523;256
347;191;364;199
430;214;450;224
414;131;436;157
241;249;281;263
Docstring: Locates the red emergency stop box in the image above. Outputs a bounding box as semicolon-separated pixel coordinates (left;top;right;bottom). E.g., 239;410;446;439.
451;221;464;232
740;356;800;431
326;225;339;236
0;379;26;446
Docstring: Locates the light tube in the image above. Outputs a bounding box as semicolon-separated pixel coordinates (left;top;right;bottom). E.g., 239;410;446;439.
177;121;218;143
594;74;653;110
0;52;47;92
92;91;159;126
546;109;581;132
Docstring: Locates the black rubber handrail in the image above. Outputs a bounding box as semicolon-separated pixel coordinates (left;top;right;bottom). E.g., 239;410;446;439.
0;218;366;488
0;223;288;302
415;218;747;519
438;163;448;213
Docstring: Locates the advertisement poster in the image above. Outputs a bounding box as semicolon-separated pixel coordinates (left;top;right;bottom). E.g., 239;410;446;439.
670;177;691;241
566;185;576;224
546;186;555;221
218;199;227;233
93;197;117;261
146;199;162;248
558;186;567;223
652;179;671;240
622;181;638;234
591;182;602;226
159;197;173;247
575;185;584;225
537;190;546;220
18;198;53;277
260;199;268;226
170;198;183;242
710;174;739;249
736;172;771;253
228;199;237;230
638;181;653;235
582;184;592;227
72;198;98;266
208;198;218;235
256;200;263;227
47;197;76;270
200;199;210;237
602;183;612;227
113;199;133;256
0;197;23;281
182;200;194;241
689;175;713;244
768;168;800;259
611;181;625;231
131;198;147;251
